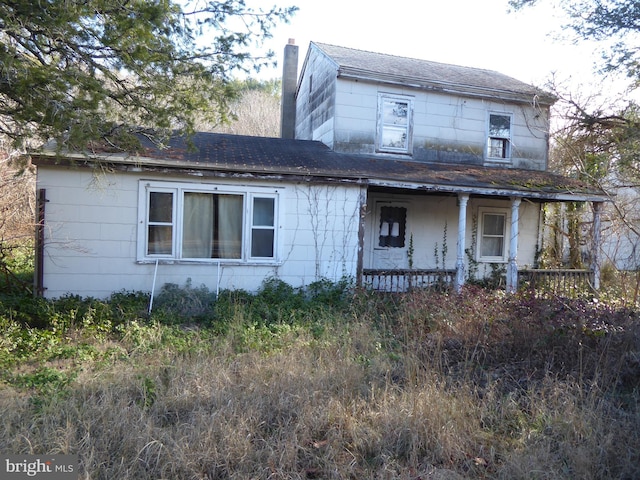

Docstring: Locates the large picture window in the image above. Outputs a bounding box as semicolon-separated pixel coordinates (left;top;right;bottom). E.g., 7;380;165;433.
487;113;512;160
377;94;413;154
139;182;278;262
478;208;508;262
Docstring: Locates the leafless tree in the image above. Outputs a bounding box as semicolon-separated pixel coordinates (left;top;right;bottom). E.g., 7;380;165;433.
0;140;35;290
198;85;281;137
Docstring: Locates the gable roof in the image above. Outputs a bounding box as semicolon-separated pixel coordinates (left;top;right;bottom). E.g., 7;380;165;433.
32;132;607;202
309;42;555;105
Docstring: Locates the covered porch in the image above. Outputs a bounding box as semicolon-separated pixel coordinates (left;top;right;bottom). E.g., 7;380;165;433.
357;179;608;295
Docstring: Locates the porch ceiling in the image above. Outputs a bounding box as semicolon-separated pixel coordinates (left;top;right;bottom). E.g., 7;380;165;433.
33;131;608;203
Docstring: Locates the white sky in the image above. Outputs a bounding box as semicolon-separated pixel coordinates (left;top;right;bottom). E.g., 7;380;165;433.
250;0;630;97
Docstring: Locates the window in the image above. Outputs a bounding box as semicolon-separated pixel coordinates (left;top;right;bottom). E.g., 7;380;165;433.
139;182;279;262
251;197;275;257
377;94;413;154
487;113;512;160
378;206;406;248
147;191;174;255
478;209;507;261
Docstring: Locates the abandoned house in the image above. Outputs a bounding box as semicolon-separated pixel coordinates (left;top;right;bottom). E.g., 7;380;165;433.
31;41;609;298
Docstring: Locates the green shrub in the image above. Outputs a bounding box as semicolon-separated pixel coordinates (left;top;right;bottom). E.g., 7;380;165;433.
0;242;34;294
152;279;216;324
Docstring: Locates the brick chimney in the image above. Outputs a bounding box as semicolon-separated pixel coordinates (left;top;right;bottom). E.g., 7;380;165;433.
280;39;299;139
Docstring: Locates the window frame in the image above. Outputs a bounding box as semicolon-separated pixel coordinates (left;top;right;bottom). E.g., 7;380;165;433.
376;93;414;155
137;181;281;264
249;194;277;259
486;112;513;162
476;207;509;263
146;187;177;258
377;204;407;249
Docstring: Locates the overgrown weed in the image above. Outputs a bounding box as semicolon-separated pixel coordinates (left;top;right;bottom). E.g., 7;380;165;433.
0;280;639;478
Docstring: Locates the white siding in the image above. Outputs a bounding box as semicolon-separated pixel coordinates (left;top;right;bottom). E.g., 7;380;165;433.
325;78;550;169
37;167;361;299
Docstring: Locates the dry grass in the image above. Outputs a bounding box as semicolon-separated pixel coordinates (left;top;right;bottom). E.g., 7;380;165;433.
1;287;640;479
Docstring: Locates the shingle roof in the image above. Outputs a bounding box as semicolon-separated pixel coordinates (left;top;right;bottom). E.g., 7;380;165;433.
35;132;604;202
312;42;555;104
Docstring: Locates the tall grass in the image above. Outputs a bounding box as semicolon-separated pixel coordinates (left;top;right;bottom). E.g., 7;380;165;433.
1;280;639;479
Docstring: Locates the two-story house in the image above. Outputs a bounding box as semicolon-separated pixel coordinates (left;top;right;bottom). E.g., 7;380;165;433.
31;41;607;299
291;41;607;292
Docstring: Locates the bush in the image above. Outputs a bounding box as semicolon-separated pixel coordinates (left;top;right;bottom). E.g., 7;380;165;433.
151;280;216;324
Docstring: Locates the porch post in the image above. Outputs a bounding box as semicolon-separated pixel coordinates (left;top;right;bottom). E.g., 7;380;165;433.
356;185;368;287
591;201;602;291
507;197;521;294
455;193;469;293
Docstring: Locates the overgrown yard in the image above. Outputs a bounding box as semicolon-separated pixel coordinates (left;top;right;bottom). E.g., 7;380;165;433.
1;279;639;479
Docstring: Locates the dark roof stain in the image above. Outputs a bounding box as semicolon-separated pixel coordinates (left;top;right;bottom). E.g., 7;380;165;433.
312;42;555;104
122;132;603;200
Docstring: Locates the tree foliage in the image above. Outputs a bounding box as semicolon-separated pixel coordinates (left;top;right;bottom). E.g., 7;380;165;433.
0;0;297;151
507;1;640;268
509;0;640;79
539;81;640;268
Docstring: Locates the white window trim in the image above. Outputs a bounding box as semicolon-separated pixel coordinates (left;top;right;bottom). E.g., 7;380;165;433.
137;180;282;264
376;93;414;155
144;185;177;259
476;207;510;263
486;111;513;163
248;193;278;260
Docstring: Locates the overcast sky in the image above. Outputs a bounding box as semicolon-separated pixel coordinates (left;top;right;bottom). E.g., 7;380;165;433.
250;0;626;96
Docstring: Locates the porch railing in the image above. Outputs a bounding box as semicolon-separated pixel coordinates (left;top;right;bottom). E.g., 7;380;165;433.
518;269;595;297
362;268;456;293
362;268;595;297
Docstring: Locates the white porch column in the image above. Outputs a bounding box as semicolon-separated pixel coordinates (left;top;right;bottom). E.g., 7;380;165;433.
506;197;521;294
455;193;469;293
591;201;602;291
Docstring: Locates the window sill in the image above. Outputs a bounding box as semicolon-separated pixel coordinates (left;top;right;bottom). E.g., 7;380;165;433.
375;149;413;157
136;259;282;267
477;258;507;264
484;158;512;165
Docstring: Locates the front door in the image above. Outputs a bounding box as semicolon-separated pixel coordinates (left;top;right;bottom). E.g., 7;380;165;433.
370;201;409;269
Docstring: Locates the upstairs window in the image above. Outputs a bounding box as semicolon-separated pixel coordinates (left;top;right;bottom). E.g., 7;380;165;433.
487;113;512;160
139;182;279;262
377;94;413;154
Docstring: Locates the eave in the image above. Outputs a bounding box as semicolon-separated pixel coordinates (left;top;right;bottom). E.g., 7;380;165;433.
337;67;555;106
31;145;609;204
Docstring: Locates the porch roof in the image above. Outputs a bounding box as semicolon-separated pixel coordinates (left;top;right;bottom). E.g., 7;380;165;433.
33;131;608;203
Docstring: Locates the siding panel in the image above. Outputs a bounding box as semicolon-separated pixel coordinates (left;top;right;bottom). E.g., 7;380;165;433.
37;167;362;298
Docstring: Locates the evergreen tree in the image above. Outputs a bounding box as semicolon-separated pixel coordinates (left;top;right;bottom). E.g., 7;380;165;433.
0;0;296;151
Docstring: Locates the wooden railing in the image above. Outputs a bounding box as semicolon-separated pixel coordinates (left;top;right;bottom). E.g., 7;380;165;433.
362;269;455;293
518;269;595;298
362;268;595;297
